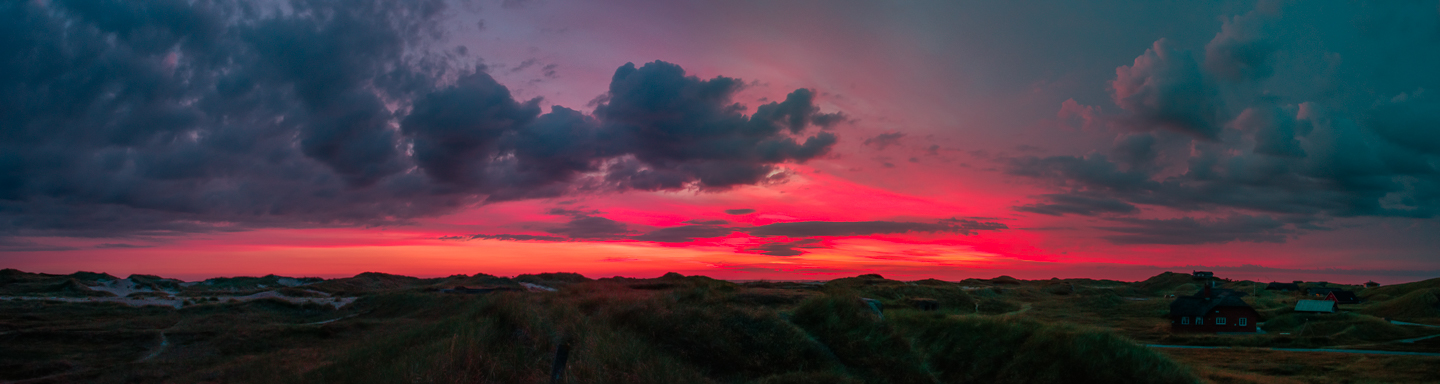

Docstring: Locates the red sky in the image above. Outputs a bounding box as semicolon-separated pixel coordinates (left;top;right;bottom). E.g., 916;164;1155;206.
3;1;1439;284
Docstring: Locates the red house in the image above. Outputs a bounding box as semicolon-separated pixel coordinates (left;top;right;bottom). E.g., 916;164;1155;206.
1168;286;1260;333
1326;290;1360;304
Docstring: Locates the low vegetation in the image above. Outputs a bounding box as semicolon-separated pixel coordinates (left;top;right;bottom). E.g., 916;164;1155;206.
2;268;1438;383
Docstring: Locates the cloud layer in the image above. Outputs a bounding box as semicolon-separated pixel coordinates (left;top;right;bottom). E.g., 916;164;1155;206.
1009;3;1440;244
444;211;1008;256
0;0;840;238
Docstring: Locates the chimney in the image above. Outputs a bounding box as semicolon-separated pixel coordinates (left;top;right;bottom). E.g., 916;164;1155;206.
1203;283;1212;299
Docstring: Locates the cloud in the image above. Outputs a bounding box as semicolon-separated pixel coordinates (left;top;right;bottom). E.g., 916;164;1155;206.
1011;2;1440;244
596;63;838;190
1015;193;1140;216
439;234;568;242
544;215;632;240
94;243;153;249
442;214;1007;250
863;132;905;150
1097;215;1293;245
744;238;823;256
724;209;756;215
0;1;843;239
632;225;735;243
745;219;1006;237
1111;39;1224;140
0;238;78;252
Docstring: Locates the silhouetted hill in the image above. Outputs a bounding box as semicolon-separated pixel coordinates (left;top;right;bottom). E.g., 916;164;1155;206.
1361;277;1440;299
1364;288;1440;321
306;272;431;294
1136;271;1198;293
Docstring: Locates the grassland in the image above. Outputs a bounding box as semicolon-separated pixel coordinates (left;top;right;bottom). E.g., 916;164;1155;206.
1;269;1438;383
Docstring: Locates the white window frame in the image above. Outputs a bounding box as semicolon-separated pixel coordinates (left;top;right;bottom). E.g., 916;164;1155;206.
1238;318;1247;326
1216;317;1226;325
1195;317;1203;325
1181;317;1189;325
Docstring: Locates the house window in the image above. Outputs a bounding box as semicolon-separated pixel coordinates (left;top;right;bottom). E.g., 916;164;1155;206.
1195;317;1203;325
1238;318;1247;326
1216;317;1226;325
1181;317;1189;325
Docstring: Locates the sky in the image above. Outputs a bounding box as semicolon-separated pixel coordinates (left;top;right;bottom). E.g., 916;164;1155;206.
2;0;1439;283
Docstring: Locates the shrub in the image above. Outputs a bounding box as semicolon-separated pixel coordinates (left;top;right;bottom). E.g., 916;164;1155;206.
893;313;1198;384
789;295;934;384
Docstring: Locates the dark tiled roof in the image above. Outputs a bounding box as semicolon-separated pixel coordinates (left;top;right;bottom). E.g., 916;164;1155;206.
1169;291;1251;317
1266;282;1299;291
1329;290;1360;303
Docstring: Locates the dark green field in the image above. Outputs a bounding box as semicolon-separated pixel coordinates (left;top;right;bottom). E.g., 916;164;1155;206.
2;269;1437;383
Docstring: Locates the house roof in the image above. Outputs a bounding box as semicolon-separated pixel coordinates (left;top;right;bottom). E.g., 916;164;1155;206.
1295;299;1338;312
1307;287;1339;295
1328;290;1359;302
1266;282;1300;290
1169;294;1251;317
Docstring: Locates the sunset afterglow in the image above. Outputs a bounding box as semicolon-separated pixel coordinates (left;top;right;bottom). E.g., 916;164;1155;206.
3;0;1439;284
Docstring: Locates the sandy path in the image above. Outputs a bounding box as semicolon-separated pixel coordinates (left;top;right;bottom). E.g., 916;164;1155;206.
1146;344;1440;357
138;332;168;362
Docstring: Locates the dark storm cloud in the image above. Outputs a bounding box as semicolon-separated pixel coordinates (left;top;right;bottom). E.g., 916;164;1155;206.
744;238;823;257
1015;193;1139;216
745;219;1007;237
1110;40;1224;140
632;225;735;243
724;209;756;215
596;62;839;190
1010;3;1440;244
863;132;905;151
1098;215;1293;245
0;1;842;239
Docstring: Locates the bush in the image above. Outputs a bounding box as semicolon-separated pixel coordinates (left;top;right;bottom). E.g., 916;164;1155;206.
611;301;837;379
893;313;1198;384
789;295;934;384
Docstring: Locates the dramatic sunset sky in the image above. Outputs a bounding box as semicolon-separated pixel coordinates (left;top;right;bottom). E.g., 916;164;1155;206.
3;0;1439;283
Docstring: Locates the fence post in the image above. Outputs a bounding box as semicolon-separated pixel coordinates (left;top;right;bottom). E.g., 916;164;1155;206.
550;334;573;384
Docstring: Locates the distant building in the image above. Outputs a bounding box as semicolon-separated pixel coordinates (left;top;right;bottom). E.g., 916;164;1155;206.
1192;271;1214;279
1168;285;1259;333
1266;282;1300;291
1294;299;1338;313
1326;290;1360;304
1306;287;1339;297
1365;281;1380;288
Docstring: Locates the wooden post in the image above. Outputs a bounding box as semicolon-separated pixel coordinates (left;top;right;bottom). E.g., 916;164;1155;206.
550;334;573;384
